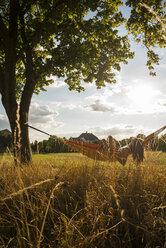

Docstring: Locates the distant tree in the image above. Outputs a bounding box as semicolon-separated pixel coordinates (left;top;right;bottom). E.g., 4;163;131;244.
118;137;132;147
0;0;134;163
31;140;38;153
38;141;43;153
137;134;146;139
0;133;12;152
37;140;47;153
60;138;69;153
31;137;69;153
158;134;166;152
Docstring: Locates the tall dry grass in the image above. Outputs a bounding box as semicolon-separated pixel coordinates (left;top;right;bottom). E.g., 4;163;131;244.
0;153;165;248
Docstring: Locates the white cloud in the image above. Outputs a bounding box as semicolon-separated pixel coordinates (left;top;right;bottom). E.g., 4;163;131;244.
152;98;166;113
65;104;78;110
0;114;6;120
0;114;9;130
49;101;62;108
46;75;66;88
50;80;66;88
157;99;166;107
29;102;63;134
104;80;122;95
30;102;58;119
157;63;166;69
86;81;122;102
124;83;162;113
90;124;152;140
84;99;119;113
83;94;166;115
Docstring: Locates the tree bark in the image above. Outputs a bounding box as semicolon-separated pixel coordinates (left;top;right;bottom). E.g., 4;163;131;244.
2;91;33;164
2;92;32;164
9;108;21;165
20;110;32;163
0;0;34;165
2;92;21;165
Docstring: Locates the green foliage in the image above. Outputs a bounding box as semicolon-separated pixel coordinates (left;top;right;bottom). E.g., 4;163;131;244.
0;133;12;152
0;1;165;101
0;0;135;99
158;134;166;152
30;133;166;154
126;0;166;75
31;137;68;153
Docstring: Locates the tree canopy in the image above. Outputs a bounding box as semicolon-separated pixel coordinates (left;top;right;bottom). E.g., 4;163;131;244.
126;0;166;76
0;0;134;95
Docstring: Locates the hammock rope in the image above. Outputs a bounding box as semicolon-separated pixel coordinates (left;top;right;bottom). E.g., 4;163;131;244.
26;124;166;165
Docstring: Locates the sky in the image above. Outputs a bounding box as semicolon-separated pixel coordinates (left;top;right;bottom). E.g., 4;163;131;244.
0;8;166;142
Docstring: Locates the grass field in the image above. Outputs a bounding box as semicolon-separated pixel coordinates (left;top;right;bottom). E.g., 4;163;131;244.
0;152;165;248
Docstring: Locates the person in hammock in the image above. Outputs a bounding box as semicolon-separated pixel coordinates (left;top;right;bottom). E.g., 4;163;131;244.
98;135;144;166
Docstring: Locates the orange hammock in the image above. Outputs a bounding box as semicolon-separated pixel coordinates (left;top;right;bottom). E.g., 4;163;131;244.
64;139;119;162
28;124;166;165
61;125;166;164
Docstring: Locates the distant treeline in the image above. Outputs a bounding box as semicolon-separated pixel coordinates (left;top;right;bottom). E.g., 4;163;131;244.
117;133;166;152
1;132;166;153
31;134;166;154
0;132;13;152
31;138;69;153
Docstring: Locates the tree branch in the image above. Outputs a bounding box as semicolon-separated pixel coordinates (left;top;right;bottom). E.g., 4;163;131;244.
0;14;8;48
21;0;37;15
139;3;166;41
0;14;7;36
19;11;36;113
2;0;20;111
9;0;20;43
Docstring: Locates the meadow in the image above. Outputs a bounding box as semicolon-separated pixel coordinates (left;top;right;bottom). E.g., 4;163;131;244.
0;152;165;248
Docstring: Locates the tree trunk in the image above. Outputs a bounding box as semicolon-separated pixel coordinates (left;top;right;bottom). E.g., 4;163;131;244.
8;108;21;165
2;98;32;164
7;110;32;165
2;100;20;165
0;0;33;165
20;109;32;163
